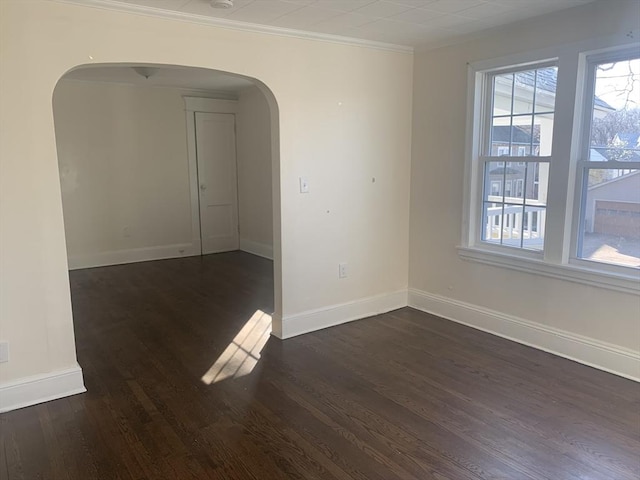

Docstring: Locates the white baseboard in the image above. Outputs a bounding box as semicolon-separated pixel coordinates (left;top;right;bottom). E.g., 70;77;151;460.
408;288;640;382
279;290;408;339
0;364;86;413
239;238;273;260
68;243;198;270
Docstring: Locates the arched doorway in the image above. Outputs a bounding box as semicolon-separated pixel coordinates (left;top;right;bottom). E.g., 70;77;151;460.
52;63;282;389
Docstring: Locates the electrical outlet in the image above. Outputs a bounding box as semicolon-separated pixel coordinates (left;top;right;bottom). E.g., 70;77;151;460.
338;263;348;279
0;342;8;363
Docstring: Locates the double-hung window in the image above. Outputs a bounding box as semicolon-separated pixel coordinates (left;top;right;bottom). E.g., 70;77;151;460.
462;44;640;293
480;63;557;251
574;51;640;271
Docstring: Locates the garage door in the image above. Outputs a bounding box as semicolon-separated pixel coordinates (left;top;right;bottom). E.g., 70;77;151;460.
594;200;640;238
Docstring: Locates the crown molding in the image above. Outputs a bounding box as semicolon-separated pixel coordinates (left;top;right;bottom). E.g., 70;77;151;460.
52;0;414;54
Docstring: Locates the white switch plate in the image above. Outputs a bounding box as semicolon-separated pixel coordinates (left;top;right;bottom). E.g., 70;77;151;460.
338;263;348;279
0;342;8;363
299;176;309;193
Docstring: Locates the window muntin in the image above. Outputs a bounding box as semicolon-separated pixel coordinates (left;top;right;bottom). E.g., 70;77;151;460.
480;64;556;251
576;55;640;270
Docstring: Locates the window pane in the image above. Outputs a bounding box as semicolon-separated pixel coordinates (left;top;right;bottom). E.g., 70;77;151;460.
513;71;534;114
482;161;546;250
490;117;512;156
534;67;558;114
525;162;549;205
484;161;505;200
589;58;640;162
578;168;640;268
493;73;513;117
483;202;503;245
534;113;553;156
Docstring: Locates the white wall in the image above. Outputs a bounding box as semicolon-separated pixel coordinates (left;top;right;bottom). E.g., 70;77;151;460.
0;0;412;396
410;1;640;360
236;86;273;259
53;80;195;268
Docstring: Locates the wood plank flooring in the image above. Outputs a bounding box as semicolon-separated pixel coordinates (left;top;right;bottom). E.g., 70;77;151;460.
1;251;639;479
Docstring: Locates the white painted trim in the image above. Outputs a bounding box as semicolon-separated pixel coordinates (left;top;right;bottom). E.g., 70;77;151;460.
185;110;203;255
239;238;273;260
457;246;640;295
408;288;640;382
68;243;198;270
183;96;238;113
53;0;413;54
278;290;408;339
0;364;86;413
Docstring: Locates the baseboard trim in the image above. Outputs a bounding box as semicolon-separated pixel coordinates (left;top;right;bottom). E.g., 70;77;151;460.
0;364;87;413
68;243;198;270
408;288;640;382
239;238;273;260
279;290;408;339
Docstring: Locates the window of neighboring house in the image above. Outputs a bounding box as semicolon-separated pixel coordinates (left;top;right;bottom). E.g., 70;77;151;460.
461;43;640;293
574;53;640;270
480;64;556;250
497;146;510;156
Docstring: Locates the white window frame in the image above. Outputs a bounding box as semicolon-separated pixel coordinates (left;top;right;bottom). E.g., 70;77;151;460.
459;41;640;295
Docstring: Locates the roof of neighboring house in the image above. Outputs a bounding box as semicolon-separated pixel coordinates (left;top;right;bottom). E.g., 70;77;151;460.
515;68;614;110
492;125;538;144
588;170;640;191
590;148;608;162
614;132;640;147
591;144;640;161
489;166;522;175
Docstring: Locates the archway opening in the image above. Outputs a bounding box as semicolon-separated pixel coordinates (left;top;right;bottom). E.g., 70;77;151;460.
52;63;282;387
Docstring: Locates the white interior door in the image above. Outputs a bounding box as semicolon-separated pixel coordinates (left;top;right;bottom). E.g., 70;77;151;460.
195;112;239;254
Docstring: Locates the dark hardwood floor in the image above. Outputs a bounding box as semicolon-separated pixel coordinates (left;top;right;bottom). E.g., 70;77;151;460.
1;251;639;479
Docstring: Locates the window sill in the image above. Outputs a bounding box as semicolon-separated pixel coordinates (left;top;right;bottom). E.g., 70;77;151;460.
457;246;640;295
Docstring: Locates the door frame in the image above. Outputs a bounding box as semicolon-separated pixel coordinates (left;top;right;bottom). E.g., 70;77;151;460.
184;96;238;255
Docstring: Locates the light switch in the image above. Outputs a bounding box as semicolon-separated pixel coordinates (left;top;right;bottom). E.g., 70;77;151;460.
299;176;309;193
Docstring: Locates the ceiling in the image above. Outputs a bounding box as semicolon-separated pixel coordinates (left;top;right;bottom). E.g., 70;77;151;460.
109;0;598;48
64;64;256;93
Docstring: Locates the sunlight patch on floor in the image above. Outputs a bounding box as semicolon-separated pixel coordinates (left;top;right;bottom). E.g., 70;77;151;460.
201;310;271;385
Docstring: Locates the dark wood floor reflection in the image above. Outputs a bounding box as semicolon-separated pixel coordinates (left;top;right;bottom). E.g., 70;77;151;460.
2;251;639;479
